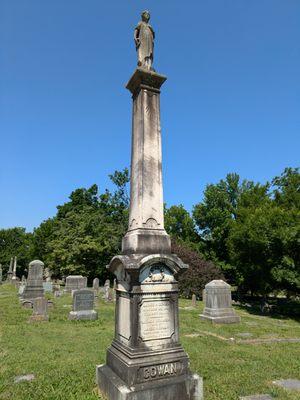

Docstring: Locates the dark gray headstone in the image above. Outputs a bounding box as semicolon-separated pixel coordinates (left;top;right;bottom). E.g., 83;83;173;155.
69;289;98;320
65;275;87;292
22;260;44;301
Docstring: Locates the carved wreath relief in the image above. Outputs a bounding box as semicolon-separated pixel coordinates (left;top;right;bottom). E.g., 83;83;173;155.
140;263;175;284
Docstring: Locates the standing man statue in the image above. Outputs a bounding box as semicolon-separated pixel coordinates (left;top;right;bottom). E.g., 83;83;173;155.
134;10;155;70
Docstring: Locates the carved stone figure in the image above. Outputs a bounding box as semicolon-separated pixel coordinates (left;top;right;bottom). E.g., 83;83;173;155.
134;10;155;70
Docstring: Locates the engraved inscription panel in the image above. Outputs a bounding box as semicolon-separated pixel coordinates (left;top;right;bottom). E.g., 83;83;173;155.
117;296;131;342
73;291;94;311
139;298;174;341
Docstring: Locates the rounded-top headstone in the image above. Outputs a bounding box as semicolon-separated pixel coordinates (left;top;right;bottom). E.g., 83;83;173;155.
205;279;230;289
29;260;44;268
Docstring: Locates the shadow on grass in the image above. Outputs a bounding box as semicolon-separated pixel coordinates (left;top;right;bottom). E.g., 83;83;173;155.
233;296;300;322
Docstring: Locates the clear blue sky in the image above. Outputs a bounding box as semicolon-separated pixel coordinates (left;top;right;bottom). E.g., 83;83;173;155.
1;1;299;231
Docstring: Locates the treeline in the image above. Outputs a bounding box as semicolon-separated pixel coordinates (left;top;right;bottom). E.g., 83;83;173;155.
0;167;299;298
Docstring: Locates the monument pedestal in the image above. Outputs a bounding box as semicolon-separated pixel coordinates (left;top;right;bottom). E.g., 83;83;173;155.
96;254;203;400
97;364;202;400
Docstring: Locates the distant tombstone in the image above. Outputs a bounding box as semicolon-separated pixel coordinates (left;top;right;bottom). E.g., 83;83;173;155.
191;294;196;307
18;284;25;296
65;275;87;292
54;290;62;298
21;275;26;284
22;260;44;302
113;278;117;302
200;280;241;324
43;282;53;293
69;289;98;320
7;257;13;282
93;278;99;292
29;297;49;322
44;267;52;282
0;264;2;285
104;279;111;302
52;284;60;293
11;256;18;284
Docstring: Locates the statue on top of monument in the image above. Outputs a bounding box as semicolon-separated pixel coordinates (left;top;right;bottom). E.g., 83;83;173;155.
134;10;155;71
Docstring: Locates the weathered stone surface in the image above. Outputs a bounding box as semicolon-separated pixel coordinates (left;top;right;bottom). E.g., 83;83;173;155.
236;332;253;338
6;257;13;282
93;278;99;291
200;280;241;324
192;294;196;307
96;15;202;400
69;289;98;320
22;260;44;301
65;275;87;292
122;68;171;256
104;279;112;302
273;379;300;391
239;395;273;400
11;256;18;284
14;374;35;383
43;282;53;292
29;297;49;322
18;284;25;296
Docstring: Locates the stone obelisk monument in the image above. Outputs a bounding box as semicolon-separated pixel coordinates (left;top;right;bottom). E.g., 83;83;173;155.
96;11;203;400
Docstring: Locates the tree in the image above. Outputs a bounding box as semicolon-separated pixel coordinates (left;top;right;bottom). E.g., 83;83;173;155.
171;241;224;298
31;168;130;282
165;204;200;244
0;227;32;277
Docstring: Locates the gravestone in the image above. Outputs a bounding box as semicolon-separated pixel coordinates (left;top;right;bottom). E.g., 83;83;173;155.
93;278;99;292
65;275;87;292
11;256;18;285
44;267;52;282
96;11;202;400
239;396;273;400
7;257;13;282
0;264;2;285
104;279;111;302
192;294;197;307
69;289;98;320
113;278;117;302
273;379;300;391
22;260;44;303
18;284;25;297
43;282;53;292
200;280;241;324
29;297;49;322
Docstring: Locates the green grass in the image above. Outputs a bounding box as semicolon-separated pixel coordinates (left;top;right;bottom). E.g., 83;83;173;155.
0;285;299;400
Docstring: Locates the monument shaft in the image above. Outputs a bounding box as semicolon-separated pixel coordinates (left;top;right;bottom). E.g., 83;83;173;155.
122;69;171;255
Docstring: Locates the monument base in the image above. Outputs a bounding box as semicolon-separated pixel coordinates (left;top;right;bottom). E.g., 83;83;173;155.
29;315;49;323
96;364;203;400
68;310;98;320
122;229;171;255
200;308;241;324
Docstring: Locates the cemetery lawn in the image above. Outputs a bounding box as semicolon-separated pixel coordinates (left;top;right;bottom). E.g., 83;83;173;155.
0;285;299;400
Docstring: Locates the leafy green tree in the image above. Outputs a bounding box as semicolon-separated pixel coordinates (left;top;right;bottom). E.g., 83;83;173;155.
31;168;130;283
0;227;32;277
228;203;300;296
165;204;200;243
